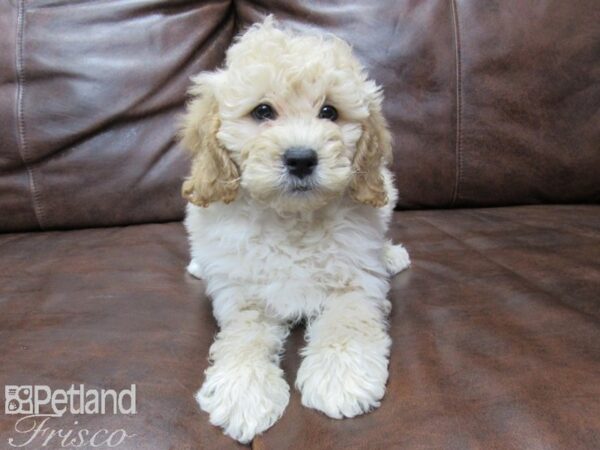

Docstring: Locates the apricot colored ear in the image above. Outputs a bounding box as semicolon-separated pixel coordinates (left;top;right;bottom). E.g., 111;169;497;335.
180;75;239;207
349;98;392;208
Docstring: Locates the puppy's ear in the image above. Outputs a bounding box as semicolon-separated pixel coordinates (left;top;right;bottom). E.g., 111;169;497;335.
180;74;239;207
349;94;393;208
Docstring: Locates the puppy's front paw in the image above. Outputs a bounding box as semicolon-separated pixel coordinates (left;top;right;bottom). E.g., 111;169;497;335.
196;362;289;444
383;242;410;276
296;346;389;419
186;259;203;279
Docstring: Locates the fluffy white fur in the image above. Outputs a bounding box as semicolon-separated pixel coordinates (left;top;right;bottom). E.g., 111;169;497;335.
182;17;410;444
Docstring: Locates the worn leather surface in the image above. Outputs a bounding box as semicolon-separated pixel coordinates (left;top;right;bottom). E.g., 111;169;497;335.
0;0;236;231
0;222;243;449
1;1;598;231
1;206;599;449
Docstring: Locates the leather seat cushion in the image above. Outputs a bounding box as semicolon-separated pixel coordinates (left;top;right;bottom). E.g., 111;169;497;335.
1;205;598;448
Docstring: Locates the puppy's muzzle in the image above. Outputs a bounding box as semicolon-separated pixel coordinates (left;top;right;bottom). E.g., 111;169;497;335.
283;147;318;179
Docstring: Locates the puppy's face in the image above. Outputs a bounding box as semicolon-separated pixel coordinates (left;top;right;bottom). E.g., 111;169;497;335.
181;19;392;213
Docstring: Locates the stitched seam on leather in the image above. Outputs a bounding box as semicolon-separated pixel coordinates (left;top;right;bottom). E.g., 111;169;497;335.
231;0;240;34
450;0;463;206
15;0;44;230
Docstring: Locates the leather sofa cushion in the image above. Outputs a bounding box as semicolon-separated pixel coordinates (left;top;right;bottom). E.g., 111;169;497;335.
1;206;598;448
1;1;598;231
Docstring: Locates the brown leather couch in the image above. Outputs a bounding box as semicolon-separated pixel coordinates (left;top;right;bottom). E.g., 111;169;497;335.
1;1;599;449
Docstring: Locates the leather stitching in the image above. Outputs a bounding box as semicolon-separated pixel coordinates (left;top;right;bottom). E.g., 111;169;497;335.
450;0;463;206
15;0;45;229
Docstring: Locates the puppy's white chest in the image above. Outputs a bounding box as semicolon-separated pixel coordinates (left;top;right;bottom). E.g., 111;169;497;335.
185;202;387;320
226;223;355;318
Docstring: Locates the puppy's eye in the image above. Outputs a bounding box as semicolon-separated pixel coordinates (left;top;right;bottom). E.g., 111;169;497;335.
318;105;338;121
252;103;277;121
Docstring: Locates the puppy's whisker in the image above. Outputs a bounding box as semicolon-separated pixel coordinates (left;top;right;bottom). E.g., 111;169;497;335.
219;177;241;185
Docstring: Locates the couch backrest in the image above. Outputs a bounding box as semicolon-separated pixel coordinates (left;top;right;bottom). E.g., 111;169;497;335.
1;0;598;231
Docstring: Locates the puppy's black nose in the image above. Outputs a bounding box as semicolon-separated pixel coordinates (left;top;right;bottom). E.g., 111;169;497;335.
283;147;318;179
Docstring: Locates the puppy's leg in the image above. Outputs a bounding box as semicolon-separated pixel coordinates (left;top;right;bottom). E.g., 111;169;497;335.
296;292;391;419
186;259;203;279
197;307;290;444
383;240;410;276
379;170;410;276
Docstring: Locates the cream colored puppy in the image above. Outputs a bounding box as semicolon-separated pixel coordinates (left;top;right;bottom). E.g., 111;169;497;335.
181;17;410;444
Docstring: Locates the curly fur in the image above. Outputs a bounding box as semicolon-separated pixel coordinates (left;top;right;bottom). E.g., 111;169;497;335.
181;17;410;444
350;106;393;207
181;81;239;206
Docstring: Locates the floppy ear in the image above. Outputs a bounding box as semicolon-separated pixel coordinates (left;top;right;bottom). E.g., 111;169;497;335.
349;97;393;208
180;75;239;207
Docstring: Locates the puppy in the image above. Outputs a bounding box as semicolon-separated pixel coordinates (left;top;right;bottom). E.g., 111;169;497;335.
181;17;410;444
